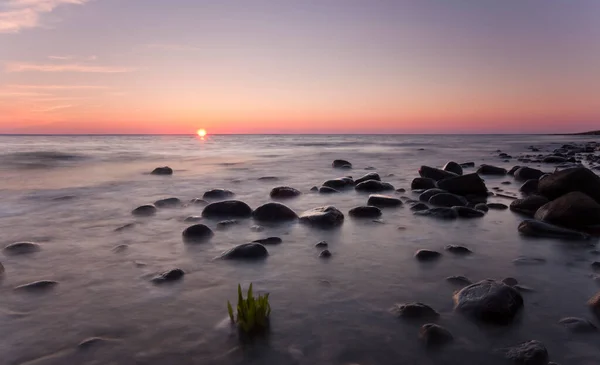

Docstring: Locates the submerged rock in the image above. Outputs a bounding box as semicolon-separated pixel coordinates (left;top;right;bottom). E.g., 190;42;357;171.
202;200;252;218
410;202;429;211
534;191;600;230
453;280;523;324
415;249;441;261
453;206;485;218
429;193;467;207
502;277;518;286
151;268;185;283
299;206;344;228
419;188;447;202
588;292;600;318
436;173;488;196
411;177;437;190
349;205;382;218
252;202;298;222
319;249;332;258
217;220;238;229
414;207;458;220
154;197;181;208
558;317;597;333
477;164;507;175
419;324;453;346
190;198;208;205
443;161;463;175
367;194;403;208
419;166;458;181
322;177;354;190
182;224;214;242
132;204;157;217
203;189;235;200
151;166;173;175
510;196;549;216
537;167;600;202
270;186;301;199
253;237;282;245
355;172;380;185
184;216;202;223
514;166;545;181
391;302;439;319
487;203;508;210
332;159;352;169
446;275;473;286
14;280;58;291
315;241;328;247
445;245;473;255
355;180;394;192
3;242;41;255
475;203;489;212
319;186;340;194
221;243;268;260
518;219;590;240
498;340;548;365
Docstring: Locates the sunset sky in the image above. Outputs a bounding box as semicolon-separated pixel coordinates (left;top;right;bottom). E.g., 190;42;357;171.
1;0;599;134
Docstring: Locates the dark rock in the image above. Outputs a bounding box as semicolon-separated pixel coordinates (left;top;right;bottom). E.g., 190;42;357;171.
510;196;549;216
429;193;467;207
487;203;508;210
588;292;600;318
543;155;568;163
250;225;264;232
203;189;234;200
437;173;488;196
322;177;354;190
14;280;58;291
253;237;282;245
151;268;185;283
190;198;208;205
537;167;600;202
419;166;458;181
184;216;202;223
501;181;512;185
349;205;382;218
3;242;41;255
270;186;301;199
115;223;135;231
508;166;521;175
592;261;600;271
182;224;214;242
414;207;458;220
151;166;173;175
411;177;437;190
111;244;128;253
396;188;406;193
367;194;403;208
132;204;157;216
453;206;485;218
310;186;319;192
460;162;475;168
315;241;328;247
221;243;268;260
355;180;395;192
355;172;381;185
475;203;489;212
319;249;332;258
78;337;113;349
299;206;344;228
513;256;546;265
502;277;518;286
445;245;473;255
558;317;597;333
453;280;523;324
391;302;439;319
332;159;352;169
446;275;472;286
520;179;539;195
498;340;548;365
477;164;507;175
534;191;600;230
514;167;545;181
443;161;463;175
319;186;340;194
410;202;429;211
154;197;181;208
252;202;298;222
257;176;279;181
202;200;252;218
419;324;453;346
415;249;441;261
419;188;447;202
518;219;590;240
217;220;238;229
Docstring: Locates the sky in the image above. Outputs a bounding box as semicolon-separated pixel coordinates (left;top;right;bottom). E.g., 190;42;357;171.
0;0;599;134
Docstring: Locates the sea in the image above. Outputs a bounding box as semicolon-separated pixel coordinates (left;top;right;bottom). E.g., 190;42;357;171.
0;134;599;365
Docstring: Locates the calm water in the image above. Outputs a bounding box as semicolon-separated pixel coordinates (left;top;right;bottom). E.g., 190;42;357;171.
0;135;599;365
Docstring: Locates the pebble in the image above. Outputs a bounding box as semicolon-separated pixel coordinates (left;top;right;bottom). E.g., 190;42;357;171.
445;245;472;255
415;249;441;261
253;237;283;245
3;242;41;255
319;249;332;258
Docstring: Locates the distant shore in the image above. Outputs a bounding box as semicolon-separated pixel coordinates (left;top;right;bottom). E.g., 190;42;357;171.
568;130;600;135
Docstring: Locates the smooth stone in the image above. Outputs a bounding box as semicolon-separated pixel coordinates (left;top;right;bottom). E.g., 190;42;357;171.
414;207;458;220
184;216;202;223
182;224;214;242
3;242;41;255
587;292;600;318
419;165;458;181
391;302;439;319
270;186;301;199
319;249;332;258
151;268;185;283
419;188;447;202
367;194;403;208
115;223;135;231
203;189;235;200
429;193;467;207
419;324;454;346
558;317;597;333
315;241;328;247
477;164;507;175
217;220;238;229
299;206;344;228
446;275;472;286
154;197;181;208
453;206;485;218
502;277;518;286
544;155;568;163
111;244;128;253
411;177;437;190
310;186;319;192
436;173;488;196
252;202;298;222
510;195;549;216
518;219;590;240
258;176;279;181
322;177;354;189
202;200;252;218
445;245;472;255
415;249;441;261
355;180;395;192
443;161;463;175
355;172;381;185
151;166;173;175
253;237;282;245
514;166;545;181
410;202;429;211
319;186;340;194
132;204;157;216
508;165;521;175
538;167;600;202
349;206;382;218
474;203;489;212
221;243;268;260
487;203;508;210
332;159;352;169
534;191;600;230
14;280;58;291
190;198;208;205
498;340;549;365
396;188;406;193
453;279;523;324
513;256;546;265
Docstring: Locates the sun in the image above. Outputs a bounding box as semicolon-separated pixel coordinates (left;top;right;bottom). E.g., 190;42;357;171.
197;129;207;137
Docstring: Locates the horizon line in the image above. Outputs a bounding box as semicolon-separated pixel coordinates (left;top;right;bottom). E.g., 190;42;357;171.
0;132;590;136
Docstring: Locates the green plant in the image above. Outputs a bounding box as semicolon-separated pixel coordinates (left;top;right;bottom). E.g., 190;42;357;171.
227;283;271;333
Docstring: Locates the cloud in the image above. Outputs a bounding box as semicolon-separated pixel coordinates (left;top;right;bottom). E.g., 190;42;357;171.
48;55;74;60
8;84;109;89
0;0;89;33
144;43;200;51
32;104;74;112
5;62;135;73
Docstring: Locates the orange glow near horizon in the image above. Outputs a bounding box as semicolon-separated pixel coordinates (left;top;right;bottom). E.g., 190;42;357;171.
197;129;207;137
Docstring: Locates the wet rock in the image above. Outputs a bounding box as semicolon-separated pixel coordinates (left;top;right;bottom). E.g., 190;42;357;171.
498;340;548;365
252;202;298;222
115;223;135;231
410;202;429;211
184;215;202;223
154;197;181;208
513;256;546;265
253;237;282;245
419;166;458;181
315;241;328;247
475;203;489;212
411;177;437;190
132;204;157;216
514;167;545;181
558;317;597;333
355;180;395;192
453;206;485;218
414;207;458;220
367;194;403;208
203;189;235;200
419;324;453;346
487;203;508;210
355;172;380;185
443;161;463;175
445;245;472;255
396;188;406;193
202;200;252;219
391;302;439;319
501;181;512;185
190;198;208;205
518;219;590;240
151;166;173;175
322;177;354;189
587;292;600;317
319;186;340;194
502;277;518;286
310;186;319;192
477;164;507;175
436;173;488;196
415;249;441;261
349;205;382;218
544;155;568;163
319;249;332;258
534;191;600;230
538;167;600;202
508;166;521;175
3;242;41;255
299;206;344;228
332;159;352;169
14;280;58;291
257;176;279;182
453;279;523;324
270;186;301;199
151;268;185;283
217;220;238;229
446;275;472;286
510;196;549;216
429;193;467;207
111;244;128;253
182;224;214;242
221;243;268;260
520;179;540;196
419;188;447;202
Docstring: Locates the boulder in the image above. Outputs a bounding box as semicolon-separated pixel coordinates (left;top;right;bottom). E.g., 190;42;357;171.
520;179;539;195
498;340;548;365
315;241;328;247
319;249;332;258
446;275;472;286
518;219;590;240
151;166;173;175
332;159;352;169
487;203;508;210
319;186;340;194
537;167;600;202
367;194;403;208
436;173;488;196
452;206;484;218
355;172;380;185
534;191;600;230
514;167;544;181
414;207;458;220
221;243;268;259
355;180;394;192
475;203;489;212
270;186;301;199
419;188;447;202
410;202;429;211
443;161;463;175
415;249;441;261
154;197;181;208
132;204;157;216
202;200;252;218
253;237;282;245
502;277;518;286
3;242;41;255
322;177;354;189
411;177;436;190
453;280;523;324
477;164;507;175
203;189;235;200
151;268;184;283
182;224;214;242
391;302;439;319
543;155;568;163
508;166;521;175
419;166;458;181
510;196;549;216
428;193;467;207
252;202;298;222
349;206;382;218
299;206;344;228
419;324;453;346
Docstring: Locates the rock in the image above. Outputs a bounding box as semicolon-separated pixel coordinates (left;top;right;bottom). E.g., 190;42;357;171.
415;249;441;261
132;204;157;216
475;203;489;212
410;202;429;211
396;188;406;193
508;166;521;175
498;340;549;365
446;275;472;286
460;162;475;168
513;256;546;265
250;225;264;232
184;216;202;223
588;292;600;317
419;166;458;181
332;159;352;169
419;188;447;202
315;241;328;247
202;200;252;218
419;324;453;346
445;245;472;255
534;191;600;230
217;220;238;229
111;244;128;253
349;206;382;218
453;206;485;218
258;176;279;181
299;206;344;228
477;164;507;175
520;179;540;195
322;177;354;189
429;193;467;207
203;189;235;200
510;196;549;216
391;302;439;319
453;280;523;324
151;166;173;175
544;155;568;163
182;224;214;242
443;161;463;175
514;167;545;181
411;177;437;190
253;237;282;245
115;223;135;231
592;261;600;271
558;317;597;333
151;268;185;283
487;203;508;210
252;202;298;222
221;243;268;260
518;219;590;240
355;172;380;185
355;180;395;192
537;167;600;202
414;207;458;220
154;197;181;208
501;181;512;185
78;337;114;349
310;186;319;192
14;280;58;291
0;262;4;275
270;186;301;199
319;186;340;194
319;249;332;258
3;242;41;255
190;198;208;205
367;194;403;208
436;173;488;196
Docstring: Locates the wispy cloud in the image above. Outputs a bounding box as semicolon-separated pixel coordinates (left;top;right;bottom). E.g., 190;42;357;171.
144;43;200;51
29;96;90;102
8;84;109;90
5;62;135;73
32;104;74;112
0;0;90;33
48;55;73;60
